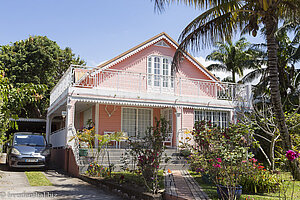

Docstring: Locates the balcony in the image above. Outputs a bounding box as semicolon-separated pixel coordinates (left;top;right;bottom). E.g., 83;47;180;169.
50;65;251;107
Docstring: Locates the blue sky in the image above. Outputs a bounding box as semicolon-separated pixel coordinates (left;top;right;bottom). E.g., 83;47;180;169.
0;0;264;67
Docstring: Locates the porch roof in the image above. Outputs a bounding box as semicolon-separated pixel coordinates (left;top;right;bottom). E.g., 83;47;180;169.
72;96;233;111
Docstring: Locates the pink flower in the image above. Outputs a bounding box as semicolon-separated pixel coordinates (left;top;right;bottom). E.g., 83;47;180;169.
286;150;300;161
242;160;247;163
216;158;222;163
249;158;257;163
213;164;221;168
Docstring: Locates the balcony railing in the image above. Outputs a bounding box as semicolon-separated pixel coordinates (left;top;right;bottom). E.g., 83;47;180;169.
50;65;251;106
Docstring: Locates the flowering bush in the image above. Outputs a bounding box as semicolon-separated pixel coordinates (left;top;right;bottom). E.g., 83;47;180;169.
125;118;169;194
187;120;283;196
86;163;110;177
240;159;281;193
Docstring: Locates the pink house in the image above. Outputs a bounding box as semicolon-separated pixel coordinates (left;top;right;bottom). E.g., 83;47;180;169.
46;33;251;158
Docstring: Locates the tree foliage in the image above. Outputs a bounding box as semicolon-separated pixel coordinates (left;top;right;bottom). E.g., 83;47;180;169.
206;37;262;83
0;36;85;118
152;0;300;180
0;70;46;150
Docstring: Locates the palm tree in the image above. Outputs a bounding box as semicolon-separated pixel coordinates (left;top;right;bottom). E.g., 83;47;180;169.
153;0;300;179
206;37;261;83
243;22;300;110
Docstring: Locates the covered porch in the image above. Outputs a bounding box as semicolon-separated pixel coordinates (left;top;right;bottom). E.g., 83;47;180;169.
46;99;183;149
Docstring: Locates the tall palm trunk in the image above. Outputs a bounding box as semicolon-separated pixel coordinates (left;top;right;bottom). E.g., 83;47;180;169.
232;71;236;83
264;15;300;180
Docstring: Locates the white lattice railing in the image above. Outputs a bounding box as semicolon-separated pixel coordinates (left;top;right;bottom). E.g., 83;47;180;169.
50;66;252;106
50;66;74;105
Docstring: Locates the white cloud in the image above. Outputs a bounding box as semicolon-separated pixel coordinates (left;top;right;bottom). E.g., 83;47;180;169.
195;56;230;81
194;56;261;84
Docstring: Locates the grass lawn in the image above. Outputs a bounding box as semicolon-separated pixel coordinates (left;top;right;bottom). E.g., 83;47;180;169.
25;171;52;186
190;171;300;200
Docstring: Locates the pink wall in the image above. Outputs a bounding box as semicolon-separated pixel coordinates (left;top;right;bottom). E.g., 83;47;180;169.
109;39;211;81
95;105;166;136
153;108;161;126
182;108;194;130
77;39;215;99
99;104;122;134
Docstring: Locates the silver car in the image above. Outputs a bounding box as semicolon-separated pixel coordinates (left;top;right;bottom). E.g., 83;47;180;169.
7;132;51;168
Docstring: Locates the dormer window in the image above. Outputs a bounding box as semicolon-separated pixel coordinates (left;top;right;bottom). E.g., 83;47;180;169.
147;55;174;91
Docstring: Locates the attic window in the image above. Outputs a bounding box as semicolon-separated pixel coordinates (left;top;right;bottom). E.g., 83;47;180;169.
155;41;170;48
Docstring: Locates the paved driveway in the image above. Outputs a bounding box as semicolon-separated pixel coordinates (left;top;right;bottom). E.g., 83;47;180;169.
0;165;122;200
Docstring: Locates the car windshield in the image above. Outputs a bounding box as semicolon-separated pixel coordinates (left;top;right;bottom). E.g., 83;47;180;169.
13;135;46;146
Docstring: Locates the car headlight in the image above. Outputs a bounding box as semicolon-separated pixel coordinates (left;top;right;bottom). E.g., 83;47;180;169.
11;148;21;155
41;149;51;156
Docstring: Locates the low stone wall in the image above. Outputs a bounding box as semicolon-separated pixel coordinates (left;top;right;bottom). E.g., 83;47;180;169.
78;175;164;200
50;148;79;177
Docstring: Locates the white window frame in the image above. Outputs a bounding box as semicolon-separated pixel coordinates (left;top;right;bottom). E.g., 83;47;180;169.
194;110;229;128
147;55;174;92
121;107;153;138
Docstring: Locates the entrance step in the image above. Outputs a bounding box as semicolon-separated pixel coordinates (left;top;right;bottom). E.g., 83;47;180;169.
78;148;188;174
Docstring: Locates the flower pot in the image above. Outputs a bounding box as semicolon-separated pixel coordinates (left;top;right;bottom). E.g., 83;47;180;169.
216;184;242;200
79;148;88;157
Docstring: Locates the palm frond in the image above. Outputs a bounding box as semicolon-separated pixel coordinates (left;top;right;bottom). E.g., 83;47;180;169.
206;63;228;71
240;68;265;84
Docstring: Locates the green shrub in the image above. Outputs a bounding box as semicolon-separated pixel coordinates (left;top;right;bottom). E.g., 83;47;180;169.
86;162;111;177
240;158;281;194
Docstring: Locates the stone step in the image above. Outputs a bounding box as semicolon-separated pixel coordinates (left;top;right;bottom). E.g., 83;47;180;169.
79;154;186;162
78;158;187;165
83;150;181;157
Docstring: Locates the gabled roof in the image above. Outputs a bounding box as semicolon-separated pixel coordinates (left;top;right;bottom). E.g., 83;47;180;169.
97;32;219;82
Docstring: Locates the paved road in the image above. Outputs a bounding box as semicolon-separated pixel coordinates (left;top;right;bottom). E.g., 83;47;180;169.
0;165;122;200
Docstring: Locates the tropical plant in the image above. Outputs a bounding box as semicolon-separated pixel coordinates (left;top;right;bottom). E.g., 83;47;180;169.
124;118;169;194
152;0;300;180
206;37;262;83
0;36;85;118
0;70;46;151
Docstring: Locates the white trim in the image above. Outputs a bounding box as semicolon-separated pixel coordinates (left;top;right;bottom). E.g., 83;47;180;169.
72;95;233;111
95;104;100;147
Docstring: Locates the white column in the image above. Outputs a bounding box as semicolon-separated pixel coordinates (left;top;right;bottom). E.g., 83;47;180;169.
95;104;100;147
175;107;182;148
65;98;76;147
46;115;52;144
